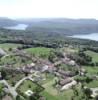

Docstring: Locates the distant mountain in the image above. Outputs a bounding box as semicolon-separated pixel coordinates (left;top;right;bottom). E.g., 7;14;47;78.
17;18;98;25
17;18;98;35
1;17;98;36
0;17;17;27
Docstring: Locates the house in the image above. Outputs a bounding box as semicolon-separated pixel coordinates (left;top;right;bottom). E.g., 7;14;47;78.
21;62;36;73
25;90;34;96
61;80;77;90
41;65;49;72
58;70;75;77
79;68;86;76
59;78;72;86
22;66;34;73
2;95;12;100
68;60;76;66
30;63;35;67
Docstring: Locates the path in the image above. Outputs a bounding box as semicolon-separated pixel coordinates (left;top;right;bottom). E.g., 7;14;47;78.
0;74;36;98
0;80;17;97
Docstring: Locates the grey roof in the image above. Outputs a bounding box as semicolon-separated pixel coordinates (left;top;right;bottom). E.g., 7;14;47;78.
59;78;72;86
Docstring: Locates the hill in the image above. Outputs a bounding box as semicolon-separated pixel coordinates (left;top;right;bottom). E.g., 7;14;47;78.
17;18;98;35
0;17;17;27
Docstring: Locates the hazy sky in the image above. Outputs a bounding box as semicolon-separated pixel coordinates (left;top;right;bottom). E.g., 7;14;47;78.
0;0;98;19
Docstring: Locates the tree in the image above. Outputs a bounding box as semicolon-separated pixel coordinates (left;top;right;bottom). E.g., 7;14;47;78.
11;81;15;86
85;77;93;83
84;88;92;99
0;84;4;99
71;96;74;100
8;48;12;51
28;84;31;88
16;95;21;100
71;85;78;97
29;95;37;100
81;83;85;89
48;50;56;63
1;69;7;79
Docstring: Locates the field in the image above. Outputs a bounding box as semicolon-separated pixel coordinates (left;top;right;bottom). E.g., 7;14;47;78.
63;47;79;53
41;77;73;100
41;82;85;100
25;47;52;58
0;55;32;67
39;73;81;100
0;43;22;51
84;66;98;75
17;80;44;95
85;50;98;62
41;89;74;100
85;80;98;88
0;83;3;90
83;66;98;88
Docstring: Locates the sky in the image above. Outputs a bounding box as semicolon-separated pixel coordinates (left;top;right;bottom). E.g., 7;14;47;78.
0;0;98;19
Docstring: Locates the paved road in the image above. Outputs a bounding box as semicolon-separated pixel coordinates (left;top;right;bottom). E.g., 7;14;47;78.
0;73;36;98
14;74;34;90
14;77;28;90
0;80;17;97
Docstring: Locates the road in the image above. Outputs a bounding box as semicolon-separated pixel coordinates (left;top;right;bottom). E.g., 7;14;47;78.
0;80;17;97
14;74;34;89
0;73;36;98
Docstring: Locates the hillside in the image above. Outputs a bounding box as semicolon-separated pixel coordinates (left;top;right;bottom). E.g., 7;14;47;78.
1;18;98;36
17;18;98;35
0;17;17;27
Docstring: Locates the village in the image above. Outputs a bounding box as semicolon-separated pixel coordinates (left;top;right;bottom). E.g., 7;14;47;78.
0;44;98;100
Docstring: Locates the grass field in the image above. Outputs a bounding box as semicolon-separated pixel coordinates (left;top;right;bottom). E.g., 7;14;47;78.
85;80;98;88
63;47;79;53
40;73;82;100
84;66;98;88
25;47;52;58
41;82;83;100
85;50;98;62
41;89;74;100
42;79;73;100
0;55;32;67
0;43;22;51
0;83;3;90
41;72;94;100
84;66;98;75
17;80;44;94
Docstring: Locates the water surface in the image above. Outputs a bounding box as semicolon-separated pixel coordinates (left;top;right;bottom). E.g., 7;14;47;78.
4;24;28;30
70;33;98;41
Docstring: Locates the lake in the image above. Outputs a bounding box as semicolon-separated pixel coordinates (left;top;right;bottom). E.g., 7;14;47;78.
70;33;98;41
4;24;28;30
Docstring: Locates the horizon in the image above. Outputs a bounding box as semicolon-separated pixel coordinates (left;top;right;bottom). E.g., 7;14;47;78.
0;0;98;19
0;17;98;20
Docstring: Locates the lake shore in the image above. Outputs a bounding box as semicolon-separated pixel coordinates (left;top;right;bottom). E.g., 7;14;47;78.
69;33;98;41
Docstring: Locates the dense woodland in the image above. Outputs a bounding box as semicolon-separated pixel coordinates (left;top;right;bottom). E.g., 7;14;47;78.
0;27;98;49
